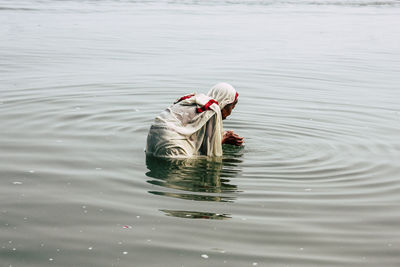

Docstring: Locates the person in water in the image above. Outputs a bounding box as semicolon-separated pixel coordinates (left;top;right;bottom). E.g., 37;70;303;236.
146;82;243;158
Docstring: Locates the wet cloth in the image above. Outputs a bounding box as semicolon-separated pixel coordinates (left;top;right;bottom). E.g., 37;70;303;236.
146;83;238;158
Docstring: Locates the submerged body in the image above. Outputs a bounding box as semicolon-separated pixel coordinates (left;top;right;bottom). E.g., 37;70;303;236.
146;83;243;158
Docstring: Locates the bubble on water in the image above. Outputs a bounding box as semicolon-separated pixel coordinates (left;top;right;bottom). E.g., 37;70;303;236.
123;251;128;255
299;247;304;251
95;168;102;170
304;188;312;191
12;182;22;185
252;263;258;266
12;248;16;251
28;170;35;173
88;247;93;250
136;216;140;219
201;254;208;259
49;258;53;261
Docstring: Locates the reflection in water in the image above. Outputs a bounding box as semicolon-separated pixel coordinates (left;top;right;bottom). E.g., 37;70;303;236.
145;146;243;219
160;210;231;220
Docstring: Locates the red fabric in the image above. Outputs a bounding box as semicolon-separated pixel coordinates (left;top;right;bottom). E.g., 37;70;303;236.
196;99;219;113
234;92;239;102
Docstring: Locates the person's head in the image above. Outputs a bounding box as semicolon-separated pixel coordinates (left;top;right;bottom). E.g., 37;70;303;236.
221;99;237;120
207;82;238;120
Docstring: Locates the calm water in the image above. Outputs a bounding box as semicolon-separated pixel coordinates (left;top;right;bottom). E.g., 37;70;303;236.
1;0;400;266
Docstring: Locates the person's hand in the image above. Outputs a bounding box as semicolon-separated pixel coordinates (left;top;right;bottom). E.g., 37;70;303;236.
222;131;244;146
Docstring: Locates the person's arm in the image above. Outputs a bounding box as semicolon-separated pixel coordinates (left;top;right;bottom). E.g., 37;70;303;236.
222;130;244;146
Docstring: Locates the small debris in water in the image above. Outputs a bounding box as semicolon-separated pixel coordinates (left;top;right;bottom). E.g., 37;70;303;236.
201;254;208;259
12;182;22;185
299;247;304;251
122;251;128;255
123;225;132;229
28;170;35;173
95;168;102;170
136;216;140;219
49;258;54;261
252;263;258;266
88;247;93;250
304;188;312;191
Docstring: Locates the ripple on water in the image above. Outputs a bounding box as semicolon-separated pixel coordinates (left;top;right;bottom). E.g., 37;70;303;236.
1;2;400;265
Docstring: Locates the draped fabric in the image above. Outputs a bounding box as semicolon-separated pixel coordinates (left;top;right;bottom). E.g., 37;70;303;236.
146;83;238;158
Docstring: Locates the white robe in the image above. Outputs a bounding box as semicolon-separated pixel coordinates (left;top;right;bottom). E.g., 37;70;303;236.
146;93;223;158
146;82;238;158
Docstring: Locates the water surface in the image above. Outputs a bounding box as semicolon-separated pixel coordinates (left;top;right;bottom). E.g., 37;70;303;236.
1;0;400;266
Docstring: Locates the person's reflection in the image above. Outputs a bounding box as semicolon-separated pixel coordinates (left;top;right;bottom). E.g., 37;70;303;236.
145;147;242;219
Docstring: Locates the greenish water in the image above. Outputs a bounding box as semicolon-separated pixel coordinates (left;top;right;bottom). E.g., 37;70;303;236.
1;0;400;266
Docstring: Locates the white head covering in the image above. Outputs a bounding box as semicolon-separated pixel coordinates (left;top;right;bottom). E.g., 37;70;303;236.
207;82;238;109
